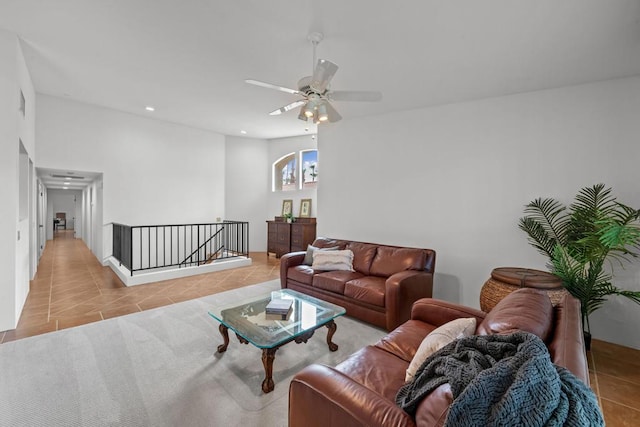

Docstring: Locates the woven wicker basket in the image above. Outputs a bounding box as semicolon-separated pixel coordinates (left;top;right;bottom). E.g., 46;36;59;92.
480;267;567;312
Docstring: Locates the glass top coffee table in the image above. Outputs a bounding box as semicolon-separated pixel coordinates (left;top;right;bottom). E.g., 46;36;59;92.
208;289;346;393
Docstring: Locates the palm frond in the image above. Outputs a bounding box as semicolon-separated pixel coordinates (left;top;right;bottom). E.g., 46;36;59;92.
598;204;640;251
520;197;569;244
518;217;557;259
571;183;618;217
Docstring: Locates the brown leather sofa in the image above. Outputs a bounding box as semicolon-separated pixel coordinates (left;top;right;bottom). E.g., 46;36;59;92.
280;238;436;331
289;289;588;427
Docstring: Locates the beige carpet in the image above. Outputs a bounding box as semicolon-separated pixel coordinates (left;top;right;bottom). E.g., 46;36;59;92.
0;280;386;426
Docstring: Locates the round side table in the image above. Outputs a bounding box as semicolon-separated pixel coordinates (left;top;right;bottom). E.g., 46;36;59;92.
480;267;567;312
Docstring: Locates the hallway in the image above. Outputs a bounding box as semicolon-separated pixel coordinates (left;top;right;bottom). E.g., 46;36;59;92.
0;230;279;343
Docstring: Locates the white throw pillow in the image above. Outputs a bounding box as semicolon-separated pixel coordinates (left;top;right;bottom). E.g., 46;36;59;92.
405;317;477;382
311;249;354;271
303;244;340;265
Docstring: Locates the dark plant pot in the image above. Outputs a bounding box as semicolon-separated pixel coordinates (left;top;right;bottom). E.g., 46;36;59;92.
583;331;592;351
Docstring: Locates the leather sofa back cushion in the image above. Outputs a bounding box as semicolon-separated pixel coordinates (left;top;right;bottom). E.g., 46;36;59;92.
346;242;378;275
476;288;554;342
370;246;427;277
312;238;348;250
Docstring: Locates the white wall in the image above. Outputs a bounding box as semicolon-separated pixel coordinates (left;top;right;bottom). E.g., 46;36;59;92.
36;95;226;262
48;189;82;231
267;134;318;219
0;32;36;331
225;136;269;252
318;76;640;349
224;134;318;252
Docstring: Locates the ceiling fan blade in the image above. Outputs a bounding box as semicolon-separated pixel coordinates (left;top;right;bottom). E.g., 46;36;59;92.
329;90;382;102
269;100;307;116
324;102;342;123
245;79;300;95
310;59;339;93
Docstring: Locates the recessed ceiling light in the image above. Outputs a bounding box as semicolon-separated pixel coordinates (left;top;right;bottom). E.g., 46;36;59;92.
240;130;247;134
64;182;70;185
145;106;155;112
63;187;68;190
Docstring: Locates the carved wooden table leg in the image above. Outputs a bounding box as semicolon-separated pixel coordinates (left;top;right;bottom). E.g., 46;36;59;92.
261;347;278;393
217;324;230;353
326;320;338;351
236;333;249;345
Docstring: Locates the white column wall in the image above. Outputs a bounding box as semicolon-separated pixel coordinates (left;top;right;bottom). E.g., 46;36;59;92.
318;76;640;349
0;32;36;331
225;136;269;252
36;95;226;263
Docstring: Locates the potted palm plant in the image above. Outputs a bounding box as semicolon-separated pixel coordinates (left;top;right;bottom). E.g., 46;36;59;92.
519;183;640;349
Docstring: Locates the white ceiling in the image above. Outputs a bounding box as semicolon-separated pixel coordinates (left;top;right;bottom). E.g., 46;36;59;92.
37;168;102;191
2;1;640;139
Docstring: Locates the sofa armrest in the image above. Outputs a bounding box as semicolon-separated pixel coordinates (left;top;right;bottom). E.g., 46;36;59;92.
385;270;434;330
548;294;589;384
410;298;486;327
289;364;416;427
280;251;306;288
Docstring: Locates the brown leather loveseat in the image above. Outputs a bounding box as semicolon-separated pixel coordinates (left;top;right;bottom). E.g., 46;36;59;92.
289;288;589;426
280;238;436;331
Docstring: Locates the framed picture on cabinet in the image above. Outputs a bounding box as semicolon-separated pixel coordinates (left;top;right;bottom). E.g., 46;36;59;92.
281;199;293;216
299;199;312;218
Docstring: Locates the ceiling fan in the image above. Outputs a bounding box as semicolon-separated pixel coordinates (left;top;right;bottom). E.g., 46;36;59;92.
245;32;382;124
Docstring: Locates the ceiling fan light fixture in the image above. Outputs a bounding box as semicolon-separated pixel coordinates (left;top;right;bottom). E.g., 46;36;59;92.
304;106;314;118
317;103;328;122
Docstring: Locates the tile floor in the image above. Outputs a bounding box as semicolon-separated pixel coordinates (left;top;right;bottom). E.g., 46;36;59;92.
2;230;639;425
0;230;279;343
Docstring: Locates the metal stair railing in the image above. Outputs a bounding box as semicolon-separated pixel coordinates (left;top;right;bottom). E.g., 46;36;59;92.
112;220;249;276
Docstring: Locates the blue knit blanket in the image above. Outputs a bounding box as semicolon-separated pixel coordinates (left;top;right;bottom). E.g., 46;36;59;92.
396;332;604;426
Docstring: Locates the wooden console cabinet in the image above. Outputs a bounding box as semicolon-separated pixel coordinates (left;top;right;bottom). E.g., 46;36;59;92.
267;217;316;257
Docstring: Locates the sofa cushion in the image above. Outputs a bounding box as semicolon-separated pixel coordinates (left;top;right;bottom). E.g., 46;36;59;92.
312;237;348;250
370;246;427;277
303;244;340;265
375;319;436;363
287;265;315;286
334;346;408;401
313;270;363;294
311;250;354;271
405;317;477;382
346;242;378;275
477;288;554;342
344;276;386;307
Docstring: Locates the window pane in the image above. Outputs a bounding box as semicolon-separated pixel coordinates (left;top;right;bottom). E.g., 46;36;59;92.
273;153;297;192
301;150;318;189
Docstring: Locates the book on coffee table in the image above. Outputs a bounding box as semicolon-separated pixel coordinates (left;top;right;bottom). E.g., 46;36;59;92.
265;307;293;321
265;298;293;315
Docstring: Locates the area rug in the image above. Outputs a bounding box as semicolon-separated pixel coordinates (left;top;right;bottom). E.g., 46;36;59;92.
0;280;386;427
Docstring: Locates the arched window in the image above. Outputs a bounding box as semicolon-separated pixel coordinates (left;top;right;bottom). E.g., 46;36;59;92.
272;152;297;192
